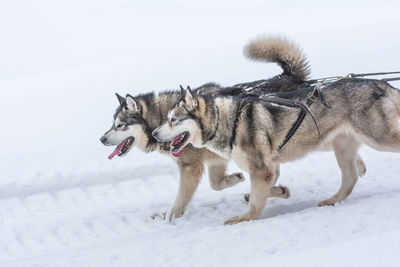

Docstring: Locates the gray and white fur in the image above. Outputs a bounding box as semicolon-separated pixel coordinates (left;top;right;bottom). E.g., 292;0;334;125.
100;36;311;221
153;78;397;225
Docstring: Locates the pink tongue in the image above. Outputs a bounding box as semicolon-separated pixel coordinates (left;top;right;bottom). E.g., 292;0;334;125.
171;135;182;146
108;140;127;160
171;148;185;157
170;135;185;157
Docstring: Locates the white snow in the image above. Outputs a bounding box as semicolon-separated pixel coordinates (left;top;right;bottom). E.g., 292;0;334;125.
1;0;400;266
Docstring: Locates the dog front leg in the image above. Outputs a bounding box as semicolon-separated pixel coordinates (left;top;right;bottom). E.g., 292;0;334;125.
207;157;245;191
169;161;204;221
243;164;288;201
225;166;275;225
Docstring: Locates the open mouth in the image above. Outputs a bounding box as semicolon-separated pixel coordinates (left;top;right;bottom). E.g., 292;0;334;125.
108;137;135;160
170;131;190;157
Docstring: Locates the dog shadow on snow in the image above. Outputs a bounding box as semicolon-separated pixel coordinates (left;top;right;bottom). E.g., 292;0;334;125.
261;199;318;219
260;187;400;219
194;195;319;221
193;188;400;222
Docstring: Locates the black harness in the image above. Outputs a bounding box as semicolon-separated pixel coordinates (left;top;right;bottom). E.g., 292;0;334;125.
229;86;325;151
256;71;400;150
269;85;328;150
255;85;326;150
167;71;400;152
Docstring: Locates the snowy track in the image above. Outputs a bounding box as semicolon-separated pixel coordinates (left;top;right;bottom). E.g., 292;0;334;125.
0;160;175;265
1;149;400;266
0;182;146;263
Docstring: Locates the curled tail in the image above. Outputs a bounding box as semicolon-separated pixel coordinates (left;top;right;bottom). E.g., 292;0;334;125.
243;35;310;81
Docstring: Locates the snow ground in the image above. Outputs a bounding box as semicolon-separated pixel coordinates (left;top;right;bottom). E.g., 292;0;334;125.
1;0;400;266
2;148;400;267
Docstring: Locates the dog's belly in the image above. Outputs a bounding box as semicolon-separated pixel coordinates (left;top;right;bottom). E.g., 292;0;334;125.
316;143;333;151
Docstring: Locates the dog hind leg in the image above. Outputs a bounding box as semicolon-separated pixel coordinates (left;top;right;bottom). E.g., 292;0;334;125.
318;135;359;206
358;88;400;152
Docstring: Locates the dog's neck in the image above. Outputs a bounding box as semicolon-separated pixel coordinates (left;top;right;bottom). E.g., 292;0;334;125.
143;92;181;153
198;97;220;145
197;96;239;159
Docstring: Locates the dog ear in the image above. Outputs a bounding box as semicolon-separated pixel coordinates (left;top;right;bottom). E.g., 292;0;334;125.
180;85;186;100
115;93;126;105
125;94;140;113
184;86;198;110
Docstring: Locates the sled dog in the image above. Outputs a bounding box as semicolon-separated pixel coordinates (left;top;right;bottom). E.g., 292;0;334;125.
152;77;397;225
100;36;315;220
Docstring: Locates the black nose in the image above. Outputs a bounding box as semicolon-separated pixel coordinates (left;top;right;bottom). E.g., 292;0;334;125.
100;136;107;144
152;130;158;138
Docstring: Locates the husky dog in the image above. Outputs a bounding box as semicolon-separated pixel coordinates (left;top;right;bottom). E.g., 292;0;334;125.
152;78;399;225
100;36;312;221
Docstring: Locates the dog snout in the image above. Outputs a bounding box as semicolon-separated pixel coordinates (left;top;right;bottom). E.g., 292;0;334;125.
100;136;107;144
152;130;159;139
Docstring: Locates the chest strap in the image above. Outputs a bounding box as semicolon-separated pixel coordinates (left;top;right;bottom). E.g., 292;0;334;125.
277;84;329;150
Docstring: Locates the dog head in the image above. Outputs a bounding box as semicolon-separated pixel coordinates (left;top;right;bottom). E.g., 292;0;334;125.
152;86;202;157
100;93;150;159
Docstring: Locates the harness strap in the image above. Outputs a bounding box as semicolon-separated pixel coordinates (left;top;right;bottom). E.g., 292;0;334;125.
307;71;400;84
276;71;399;150
274;86;324;150
278;111;306;150
382;77;400;82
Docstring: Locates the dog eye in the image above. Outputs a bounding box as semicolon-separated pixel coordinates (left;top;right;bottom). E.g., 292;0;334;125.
170;118;176;123
117;123;124;128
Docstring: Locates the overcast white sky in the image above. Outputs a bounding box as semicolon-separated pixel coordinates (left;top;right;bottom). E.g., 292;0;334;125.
1;0;400;80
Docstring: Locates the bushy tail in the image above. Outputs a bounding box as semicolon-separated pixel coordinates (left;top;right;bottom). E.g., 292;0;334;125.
243;35;310;81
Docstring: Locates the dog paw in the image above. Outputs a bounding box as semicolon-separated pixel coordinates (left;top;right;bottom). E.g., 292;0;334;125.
169;205;185;222
150;211;167;220
224;216;242;225
232;172;245;182
318;198;337;207
213;172;245;191
224;213;252;225
278;185;291;199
